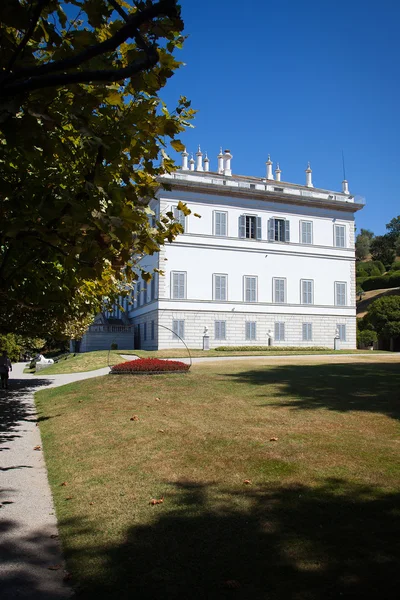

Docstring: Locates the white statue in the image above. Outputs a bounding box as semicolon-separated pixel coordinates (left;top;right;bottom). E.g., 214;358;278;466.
203;326;209;336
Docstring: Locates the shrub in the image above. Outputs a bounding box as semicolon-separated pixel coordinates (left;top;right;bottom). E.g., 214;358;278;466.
356;261;385;276
215;346;330;352
111;358;190;373
357;330;378;348
361;273;400;291
390;262;400;271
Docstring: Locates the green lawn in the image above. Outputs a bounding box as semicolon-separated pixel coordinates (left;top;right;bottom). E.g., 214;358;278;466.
36;355;400;599
33;347;386;374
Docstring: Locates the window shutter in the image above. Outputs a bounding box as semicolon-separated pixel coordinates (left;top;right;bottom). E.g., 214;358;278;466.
256;216;262;239
285;220;290;242
221;276;226;300
239;215;246;238
268;218;275;241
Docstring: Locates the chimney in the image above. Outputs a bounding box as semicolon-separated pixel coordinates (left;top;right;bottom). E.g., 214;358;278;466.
223;149;232;176
196;145;203;171
204;152;210;172
275;163;281;182
342;179;349;194
305;162;313;187
189;154;195;171
217;147;224;174
266;155;274;180
181;148;188;170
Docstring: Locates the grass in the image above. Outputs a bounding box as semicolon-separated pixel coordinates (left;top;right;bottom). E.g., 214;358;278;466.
32;347;388;374
35;355;400;599
31;350;128;374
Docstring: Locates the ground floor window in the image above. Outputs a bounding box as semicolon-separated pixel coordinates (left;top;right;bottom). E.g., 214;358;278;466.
337;324;346;341
172;320;185;339
245;321;256;341
275;322;285;341
302;323;312;341
151;320;155;340
215;320;226;340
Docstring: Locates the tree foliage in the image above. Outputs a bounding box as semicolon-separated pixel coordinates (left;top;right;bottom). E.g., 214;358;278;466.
0;0;195;337
365;296;400;338
369;235;396;268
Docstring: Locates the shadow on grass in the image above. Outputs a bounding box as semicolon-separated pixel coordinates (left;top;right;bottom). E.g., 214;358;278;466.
225;363;400;421
0;378;53;448
61;478;400;600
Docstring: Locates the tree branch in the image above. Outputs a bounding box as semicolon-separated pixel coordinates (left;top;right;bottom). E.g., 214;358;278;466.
2;50;159;96
1;0;178;96
6;0;52;73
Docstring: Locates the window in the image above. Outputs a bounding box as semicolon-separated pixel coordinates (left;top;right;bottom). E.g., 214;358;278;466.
151;320;155;340
334;224;345;248
337;324;346;341
244;276;257;302
273;278;286;303
275;322;285;341
172;320;185;339
335;282;347;306
268;218;290;242
215;320;226;340
213;274;227;301
301;221;313;244
173;206;186;232
151;275;157;301
239;215;262;239
214;211;227;236
245;321;257;340
143;322;147;341
137;281;142;307
302;323;312;341
171;272;186;299
301;280;314;305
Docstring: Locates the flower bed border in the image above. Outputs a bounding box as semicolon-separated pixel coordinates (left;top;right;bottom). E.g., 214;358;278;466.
109;370;189;375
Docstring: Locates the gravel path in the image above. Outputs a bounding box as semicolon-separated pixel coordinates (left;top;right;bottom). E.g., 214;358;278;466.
0;362;109;599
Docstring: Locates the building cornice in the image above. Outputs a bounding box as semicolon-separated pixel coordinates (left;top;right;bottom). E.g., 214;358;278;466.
157;176;364;213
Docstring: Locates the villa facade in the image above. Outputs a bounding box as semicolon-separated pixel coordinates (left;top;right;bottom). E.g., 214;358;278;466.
79;148;364;351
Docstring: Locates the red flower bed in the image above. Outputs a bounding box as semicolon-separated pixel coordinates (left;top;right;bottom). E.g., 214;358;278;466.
111;358;190;373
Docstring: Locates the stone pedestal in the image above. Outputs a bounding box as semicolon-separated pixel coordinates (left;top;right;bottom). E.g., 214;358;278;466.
203;335;210;351
334;338;340;350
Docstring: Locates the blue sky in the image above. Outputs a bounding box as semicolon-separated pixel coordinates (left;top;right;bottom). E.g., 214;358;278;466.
161;0;400;235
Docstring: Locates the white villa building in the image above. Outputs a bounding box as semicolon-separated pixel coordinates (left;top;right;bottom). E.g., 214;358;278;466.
77;147;364;352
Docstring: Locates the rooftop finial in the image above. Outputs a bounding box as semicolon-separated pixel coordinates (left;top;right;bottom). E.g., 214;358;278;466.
275;162;281;182
305;162;313;187
266;155;274;180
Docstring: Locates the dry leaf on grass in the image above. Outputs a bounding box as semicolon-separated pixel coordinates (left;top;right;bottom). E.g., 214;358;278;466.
33;445;41;451
89;502;94;506
270;437;279;442
48;564;62;571
243;479;252;485
130;415;140;421
155;397;161;401
60;482;67;487
65;496;74;500
158;429;165;433
149;497;164;505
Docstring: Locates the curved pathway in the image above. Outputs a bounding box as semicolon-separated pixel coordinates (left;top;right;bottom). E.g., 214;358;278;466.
0;362;109;599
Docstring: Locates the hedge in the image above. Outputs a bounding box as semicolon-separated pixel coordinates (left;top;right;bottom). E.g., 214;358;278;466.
215;346;330;352
361;273;400;292
111;358;190;373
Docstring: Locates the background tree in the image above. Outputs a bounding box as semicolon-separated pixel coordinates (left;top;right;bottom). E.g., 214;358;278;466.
369;236;396;268
355;228;374;261
365;296;400;351
0;0;194;337
385;215;400;241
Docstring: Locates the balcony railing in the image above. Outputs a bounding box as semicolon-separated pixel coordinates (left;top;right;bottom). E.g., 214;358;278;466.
88;325;133;333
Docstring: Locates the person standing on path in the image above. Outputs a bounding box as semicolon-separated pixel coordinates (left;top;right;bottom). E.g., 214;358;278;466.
0;350;12;389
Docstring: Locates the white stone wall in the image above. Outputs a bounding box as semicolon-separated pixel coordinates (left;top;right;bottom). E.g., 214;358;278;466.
158;309;356;350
